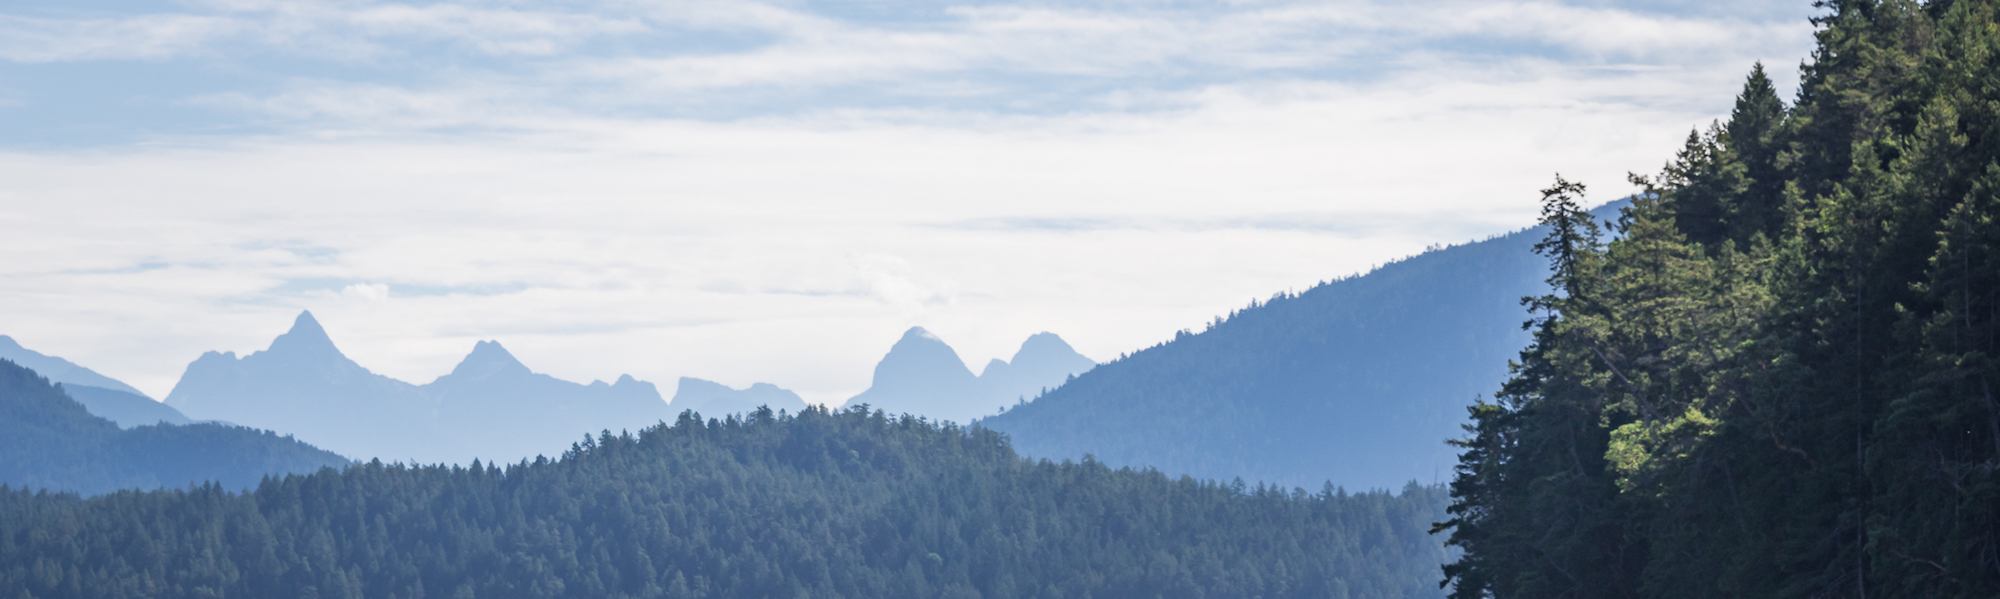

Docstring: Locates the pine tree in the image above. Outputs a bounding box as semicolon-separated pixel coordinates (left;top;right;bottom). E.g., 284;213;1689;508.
1724;63;1790;242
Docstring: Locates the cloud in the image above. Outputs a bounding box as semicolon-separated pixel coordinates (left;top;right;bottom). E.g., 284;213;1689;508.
342;282;391;302
0;14;240;62
1;1;649;63
0;0;1823;403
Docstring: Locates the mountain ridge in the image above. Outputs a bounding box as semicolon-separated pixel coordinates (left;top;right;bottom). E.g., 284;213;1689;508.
0;334;193;427
978;201;1623;490
0;358;347;495
165;312;672;464
848;327;1095;423
670;377;809;417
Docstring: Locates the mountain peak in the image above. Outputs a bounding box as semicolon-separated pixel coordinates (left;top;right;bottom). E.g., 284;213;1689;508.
883;326;965;367
448;340;528;378
1013;332;1082;362
268;310;339;356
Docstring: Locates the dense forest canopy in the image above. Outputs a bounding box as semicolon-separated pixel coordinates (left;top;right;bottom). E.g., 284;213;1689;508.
1435;0;2000;596
0;406;1452;598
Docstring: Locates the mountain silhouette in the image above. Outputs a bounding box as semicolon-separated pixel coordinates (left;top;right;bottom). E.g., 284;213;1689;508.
848;327;1094;423
0;334;190;427
979;332;1096;411
0;358;345;495
670;377;809;417
167;311;438;461
166;311;670;464
979;202;1624;490
428;340;670;460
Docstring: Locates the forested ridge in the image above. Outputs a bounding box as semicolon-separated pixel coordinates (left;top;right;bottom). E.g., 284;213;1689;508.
1436;1;2000;596
0;360;347;496
0;405;1451;598
981;200;1571;490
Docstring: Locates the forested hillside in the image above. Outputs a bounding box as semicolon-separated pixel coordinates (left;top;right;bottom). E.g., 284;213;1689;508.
0;335;190;427
978;209;1607;489
0;360;347;495
1436;1;2000;596
0;407;1451;598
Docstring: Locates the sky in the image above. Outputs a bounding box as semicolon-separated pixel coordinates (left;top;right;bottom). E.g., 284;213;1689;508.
0;0;1821;405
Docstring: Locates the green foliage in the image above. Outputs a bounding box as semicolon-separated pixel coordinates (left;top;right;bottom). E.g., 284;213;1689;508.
1438;1;2000;596
0;406;1453;598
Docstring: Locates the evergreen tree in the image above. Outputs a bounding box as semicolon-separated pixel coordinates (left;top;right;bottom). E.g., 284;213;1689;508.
1441;1;2000;596
1725;63;1791;242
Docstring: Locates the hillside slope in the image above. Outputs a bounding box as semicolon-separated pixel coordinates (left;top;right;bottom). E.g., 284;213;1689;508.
0;359;347;495
0;335;190;427
61;384;191;428
981;206;1618;490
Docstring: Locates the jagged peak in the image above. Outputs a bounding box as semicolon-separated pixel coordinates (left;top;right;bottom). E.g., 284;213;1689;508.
887;326;963;359
447;340;528;378
268;310;339;356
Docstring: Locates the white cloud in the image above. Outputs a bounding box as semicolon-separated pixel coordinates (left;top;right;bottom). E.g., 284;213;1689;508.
342;283;392;301
0;57;1797;401
0;14;240;62
0;0;1822;405
0;1;651;63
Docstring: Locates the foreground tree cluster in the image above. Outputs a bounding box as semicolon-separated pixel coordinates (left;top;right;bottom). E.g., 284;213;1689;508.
1437;1;2000;596
0;403;1449;598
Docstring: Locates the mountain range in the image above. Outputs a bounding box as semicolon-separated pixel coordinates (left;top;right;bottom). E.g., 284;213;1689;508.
978;203;1623;490
6;201;1574;491
670;377;810;417
847;327;1095;423
165;311;674;464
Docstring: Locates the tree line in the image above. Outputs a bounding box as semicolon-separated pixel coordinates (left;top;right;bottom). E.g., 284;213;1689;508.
0;403;1451;598
1435;1;2000;596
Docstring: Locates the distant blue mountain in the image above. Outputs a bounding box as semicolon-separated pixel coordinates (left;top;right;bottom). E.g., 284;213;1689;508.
979;332;1096;408
166;311;671;464
670;377;809;417
979;203;1624;490
61;384;190;428
0;358;346;495
167;312;441;461
427;339;669;460
848;328;1094;423
0;334;147;396
0;334;190;427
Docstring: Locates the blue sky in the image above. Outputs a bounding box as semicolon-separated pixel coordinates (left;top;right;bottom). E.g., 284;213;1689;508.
0;0;1818;403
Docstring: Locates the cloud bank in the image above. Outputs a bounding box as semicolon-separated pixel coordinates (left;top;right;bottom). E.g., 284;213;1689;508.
0;0;1817;403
